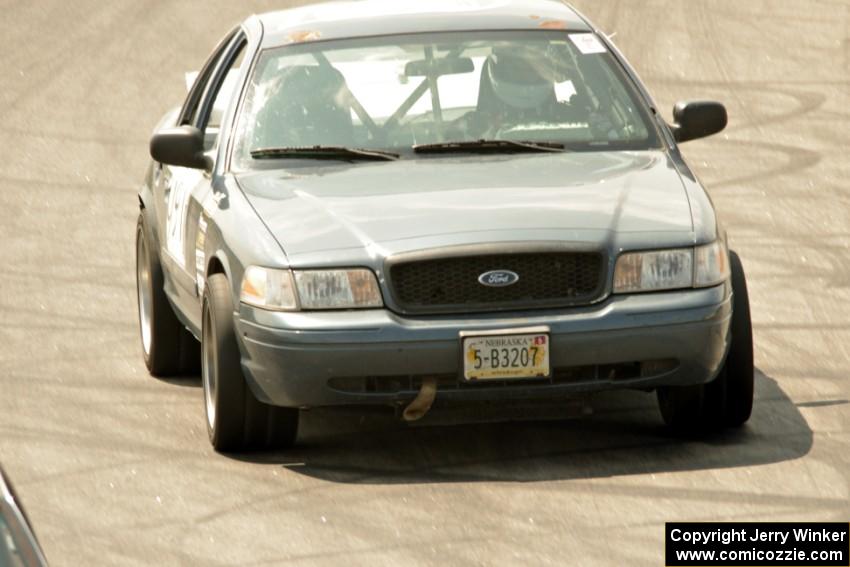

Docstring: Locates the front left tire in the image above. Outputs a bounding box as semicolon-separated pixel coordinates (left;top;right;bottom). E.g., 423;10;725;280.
202;273;299;452
656;250;754;431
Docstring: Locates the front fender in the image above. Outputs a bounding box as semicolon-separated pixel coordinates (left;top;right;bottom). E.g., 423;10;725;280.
201;175;289;310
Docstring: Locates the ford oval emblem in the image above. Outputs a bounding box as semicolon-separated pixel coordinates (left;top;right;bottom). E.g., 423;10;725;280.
478;270;520;287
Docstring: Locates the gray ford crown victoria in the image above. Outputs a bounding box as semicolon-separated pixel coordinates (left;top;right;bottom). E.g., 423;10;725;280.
138;0;754;451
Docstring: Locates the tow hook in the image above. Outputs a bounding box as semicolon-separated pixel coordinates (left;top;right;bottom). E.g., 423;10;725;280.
402;377;438;421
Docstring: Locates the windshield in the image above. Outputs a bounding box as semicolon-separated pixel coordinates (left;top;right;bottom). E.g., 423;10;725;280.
233;31;661;167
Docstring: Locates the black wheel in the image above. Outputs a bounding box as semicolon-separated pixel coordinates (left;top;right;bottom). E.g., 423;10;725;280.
136;213;184;376
202;273;299;452
136;213;200;376
657;250;754;431
717;250;754;426
657;381;706;431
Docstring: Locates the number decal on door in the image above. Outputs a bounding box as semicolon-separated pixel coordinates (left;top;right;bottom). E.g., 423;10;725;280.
165;167;202;268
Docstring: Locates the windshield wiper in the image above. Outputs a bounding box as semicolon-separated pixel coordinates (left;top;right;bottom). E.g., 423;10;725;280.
413;139;566;154
251;146;399;161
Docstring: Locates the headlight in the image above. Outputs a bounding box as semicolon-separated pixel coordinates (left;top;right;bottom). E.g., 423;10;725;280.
613;248;694;293
613;242;729;293
240;267;383;311
293;269;383;309
694;240;730;287
240;266;298;310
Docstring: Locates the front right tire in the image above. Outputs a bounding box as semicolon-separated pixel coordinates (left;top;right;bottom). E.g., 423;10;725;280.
202;273;299;452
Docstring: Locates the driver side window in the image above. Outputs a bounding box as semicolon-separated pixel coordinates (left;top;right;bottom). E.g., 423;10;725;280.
179;30;247;152
202;42;246;135
197;37;247;152
179;31;236;127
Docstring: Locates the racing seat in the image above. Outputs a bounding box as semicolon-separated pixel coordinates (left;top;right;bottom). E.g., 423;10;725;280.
253;65;354;149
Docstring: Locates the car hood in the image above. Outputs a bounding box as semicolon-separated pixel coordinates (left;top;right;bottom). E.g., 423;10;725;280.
235;151;694;264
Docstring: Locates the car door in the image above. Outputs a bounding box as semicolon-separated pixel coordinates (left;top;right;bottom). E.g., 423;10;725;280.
153;29;247;329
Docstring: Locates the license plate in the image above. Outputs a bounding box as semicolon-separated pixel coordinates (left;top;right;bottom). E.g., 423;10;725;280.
462;328;550;381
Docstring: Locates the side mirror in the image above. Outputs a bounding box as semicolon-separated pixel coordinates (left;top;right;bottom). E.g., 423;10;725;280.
671;101;727;143
150;125;211;170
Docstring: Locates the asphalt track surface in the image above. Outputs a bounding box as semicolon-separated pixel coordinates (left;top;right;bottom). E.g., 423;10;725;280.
1;1;849;565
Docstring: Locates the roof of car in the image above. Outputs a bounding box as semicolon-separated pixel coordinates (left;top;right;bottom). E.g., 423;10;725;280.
256;0;592;49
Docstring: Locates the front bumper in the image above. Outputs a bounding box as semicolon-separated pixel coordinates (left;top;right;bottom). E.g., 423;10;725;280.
235;284;732;408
